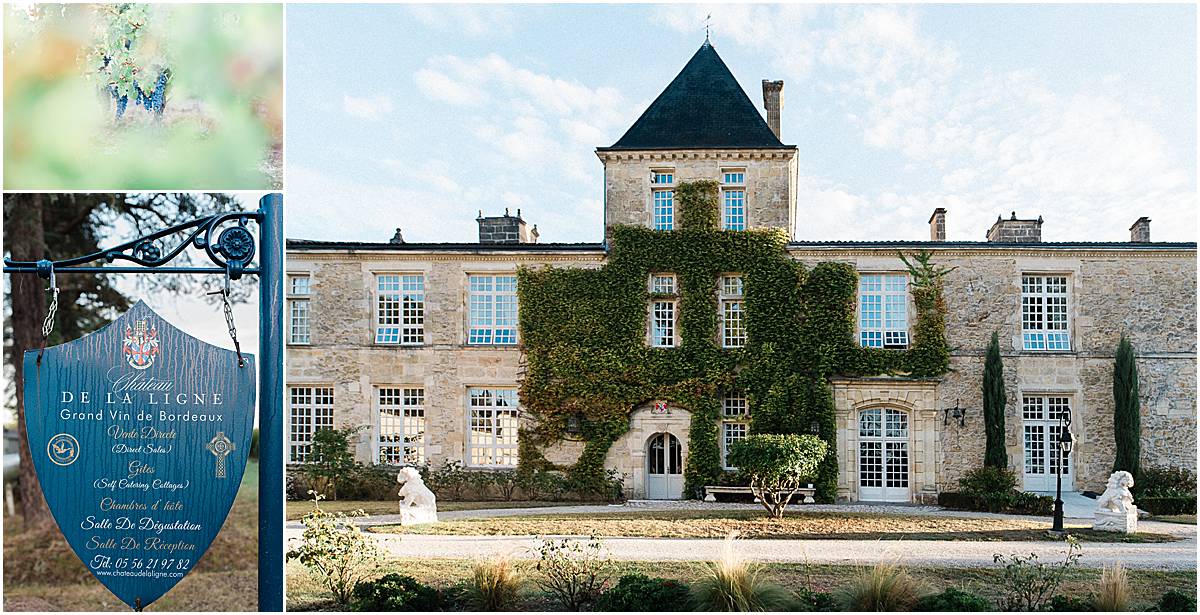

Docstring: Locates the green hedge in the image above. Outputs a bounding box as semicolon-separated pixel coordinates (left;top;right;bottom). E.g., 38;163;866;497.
938;490;1053;515
1139;495;1197;516
517;180;951;501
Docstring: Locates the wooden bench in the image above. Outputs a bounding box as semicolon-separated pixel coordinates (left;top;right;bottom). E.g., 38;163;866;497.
703;485;816;504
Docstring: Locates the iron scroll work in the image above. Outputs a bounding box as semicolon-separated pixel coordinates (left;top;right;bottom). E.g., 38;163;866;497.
3;194;284;612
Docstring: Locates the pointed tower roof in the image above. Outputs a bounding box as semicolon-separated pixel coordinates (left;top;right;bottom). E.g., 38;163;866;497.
600;41;790;151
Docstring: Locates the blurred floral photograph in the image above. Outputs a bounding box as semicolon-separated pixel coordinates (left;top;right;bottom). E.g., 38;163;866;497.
4;3;283;190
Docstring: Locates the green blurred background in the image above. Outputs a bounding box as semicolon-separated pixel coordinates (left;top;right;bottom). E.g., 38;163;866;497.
4;3;283;190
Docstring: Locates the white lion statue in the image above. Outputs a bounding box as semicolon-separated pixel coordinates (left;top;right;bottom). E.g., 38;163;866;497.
1096;471;1136;513
397;466;438;525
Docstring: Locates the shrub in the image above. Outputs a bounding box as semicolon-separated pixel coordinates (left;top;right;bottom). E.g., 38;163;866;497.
1112;335;1141;478
1136;466;1197;498
466;556;522;611
492;469;520;501
1094;563;1130;612
958;466;1018;495
1046;594;1096;611
837;563;925;611
914;587;992;611
1008;491;1055;515
595;574;690;611
690;534;794;611
983;331;1008;468
518;469;568;501
425;460;470;500
301;426;365;500
349;573;442;611
993;536;1083;611
726;434;828;519
286;492;382;605
794;587;839;612
1157;589;1196;612
1138;496;1197;516
532;537;611;610
466;471;496;500
337;464;402;501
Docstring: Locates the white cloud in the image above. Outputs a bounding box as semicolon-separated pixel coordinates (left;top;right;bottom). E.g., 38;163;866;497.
406;5;515;38
342;94;394;121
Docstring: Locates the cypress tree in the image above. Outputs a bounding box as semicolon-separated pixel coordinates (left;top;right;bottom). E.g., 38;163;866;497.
1113;335;1141;477
983;331;1008;468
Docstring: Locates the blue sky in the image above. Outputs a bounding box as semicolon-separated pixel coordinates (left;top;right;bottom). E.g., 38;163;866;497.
285;3;1196;244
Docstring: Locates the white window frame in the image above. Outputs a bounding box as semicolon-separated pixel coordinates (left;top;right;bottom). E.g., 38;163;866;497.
858;273;909;349
375;273;425;346
720;274;746;348
467;387;520;467
376;387;426;465
721;168;747;231
287;274;311;345
467;274;519;345
648;273;678;348
651;169;675;231
1022;275;1071;351
1021;395;1073;489
288;386;334;463
720;391;749;470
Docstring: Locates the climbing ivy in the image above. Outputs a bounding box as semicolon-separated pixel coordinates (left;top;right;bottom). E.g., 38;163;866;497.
517;181;951;502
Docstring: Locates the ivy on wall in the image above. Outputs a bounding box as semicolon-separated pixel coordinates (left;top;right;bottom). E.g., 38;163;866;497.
517;180;951;502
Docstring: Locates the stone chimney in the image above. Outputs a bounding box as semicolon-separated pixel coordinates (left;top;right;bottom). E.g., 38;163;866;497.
987;212;1043;243
1130;217;1151;243
929;208;947;241
477;208;538;244
389;228;405;244
762;80;784;139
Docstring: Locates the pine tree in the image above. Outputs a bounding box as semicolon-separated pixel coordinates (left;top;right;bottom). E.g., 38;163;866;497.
1113;335;1141;477
983;331;1008;468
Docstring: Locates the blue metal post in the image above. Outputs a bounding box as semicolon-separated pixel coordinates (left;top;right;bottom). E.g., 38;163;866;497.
257;193;284;611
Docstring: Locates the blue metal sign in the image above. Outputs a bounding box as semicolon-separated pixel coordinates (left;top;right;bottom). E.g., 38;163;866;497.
23;300;255;609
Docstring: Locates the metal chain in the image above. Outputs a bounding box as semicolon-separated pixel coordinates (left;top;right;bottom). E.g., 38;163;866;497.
209;271;246;368
36;269;59;366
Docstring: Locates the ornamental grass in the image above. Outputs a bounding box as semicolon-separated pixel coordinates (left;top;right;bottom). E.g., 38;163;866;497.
838;562;926;611
1095;563;1131;612
690;533;793;611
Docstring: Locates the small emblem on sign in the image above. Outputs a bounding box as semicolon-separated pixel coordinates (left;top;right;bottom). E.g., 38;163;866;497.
122;319;160;370
652;400;670;415
206;432;235;478
47;433;80;466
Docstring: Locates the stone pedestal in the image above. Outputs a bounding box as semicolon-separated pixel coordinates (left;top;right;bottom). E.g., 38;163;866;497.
1094;507;1138;534
399;503;438;526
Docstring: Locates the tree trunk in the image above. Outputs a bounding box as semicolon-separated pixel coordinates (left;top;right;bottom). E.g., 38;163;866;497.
5;195;52;526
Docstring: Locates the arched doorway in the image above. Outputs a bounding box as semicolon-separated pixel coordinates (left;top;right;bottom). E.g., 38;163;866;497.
646;432;683;499
858;407;910;502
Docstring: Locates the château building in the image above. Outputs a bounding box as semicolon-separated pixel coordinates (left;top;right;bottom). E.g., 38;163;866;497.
285;41;1196;502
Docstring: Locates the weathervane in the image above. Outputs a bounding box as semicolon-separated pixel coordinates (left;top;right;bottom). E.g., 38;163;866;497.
704;13;712;42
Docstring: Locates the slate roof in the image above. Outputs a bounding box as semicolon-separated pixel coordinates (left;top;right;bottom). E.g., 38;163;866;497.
288;239;1195;252
600;41;791;151
287;239;605;252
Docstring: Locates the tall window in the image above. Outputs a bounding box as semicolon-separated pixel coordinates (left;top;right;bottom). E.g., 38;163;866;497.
1022;396;1072;483
468;387;520;466
721;169;746;231
468;274;518;345
376;274;425;345
377;387;425;465
649;274;677;348
720;275;746;348
289;386;334;462
651;169;675;231
1022;275;1070;351
721;391;749;470
288;274;311;345
859;274;909;349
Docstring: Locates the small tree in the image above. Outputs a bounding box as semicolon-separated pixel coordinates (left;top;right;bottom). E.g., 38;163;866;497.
983;331;1008;469
1113;335;1141;478
302;426;363;500
533;537;612;610
286;491;382;605
727;434;827;519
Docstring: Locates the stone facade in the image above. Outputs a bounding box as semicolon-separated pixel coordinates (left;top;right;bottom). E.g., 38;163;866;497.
598;149;797;238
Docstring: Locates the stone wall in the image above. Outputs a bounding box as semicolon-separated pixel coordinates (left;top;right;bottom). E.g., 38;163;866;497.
598;149;797;238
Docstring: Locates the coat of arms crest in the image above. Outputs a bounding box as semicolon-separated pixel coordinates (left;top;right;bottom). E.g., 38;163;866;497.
122;319;160;369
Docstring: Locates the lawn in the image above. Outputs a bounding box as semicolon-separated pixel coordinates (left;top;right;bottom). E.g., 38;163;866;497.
371;509;1178;543
3;461;259;611
285;557;1196;612
1153;514;1196;525
286;499;605;520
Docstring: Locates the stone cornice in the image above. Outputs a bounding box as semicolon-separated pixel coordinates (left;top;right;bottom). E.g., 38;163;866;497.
786;245;1196;259
596;148;797;163
289;249;606;263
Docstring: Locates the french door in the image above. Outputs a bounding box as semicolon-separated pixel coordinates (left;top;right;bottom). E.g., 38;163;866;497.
646;432;683;499
1023;396;1073;492
858;408;910;502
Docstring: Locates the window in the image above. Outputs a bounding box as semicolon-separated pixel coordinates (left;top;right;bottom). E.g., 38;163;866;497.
652;189;674;230
720;275;746;348
721;169;746;231
376;274;425;345
377;387;425;465
859;274;909;349
289;386;334;462
1022;275;1070;351
1022;395;1072;479
288;275;311;345
468;387;520;466
651;169;674;185
649;274;677;348
468;274;519;345
721;391;749;470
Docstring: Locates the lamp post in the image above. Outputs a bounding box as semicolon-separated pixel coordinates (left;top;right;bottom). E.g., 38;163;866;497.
1051;409;1074;535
